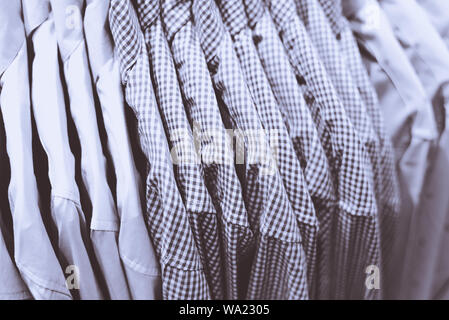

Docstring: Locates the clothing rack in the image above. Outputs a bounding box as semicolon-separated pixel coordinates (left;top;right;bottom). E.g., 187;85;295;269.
0;0;448;300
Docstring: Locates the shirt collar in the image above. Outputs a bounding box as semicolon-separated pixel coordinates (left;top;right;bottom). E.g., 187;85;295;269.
316;0;345;36
243;0;265;29
50;0;84;61
0;0;25;77
84;0;114;79
216;0;248;38
160;0;191;43
264;0;296;32
109;0;143;84
133;0;160;31
22;0;50;35
191;0;224;64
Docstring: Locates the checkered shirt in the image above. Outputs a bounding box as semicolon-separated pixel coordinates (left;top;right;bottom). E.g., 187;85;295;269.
295;0;379;168
132;0;226;299
316;0;346;37
245;4;338;299
216;0;320;291
191;0;310;299
317;0;400;281
243;0;265;29
339;25;400;275
265;0;381;299
295;0;389;299
161;0;257;299
109;0;211;299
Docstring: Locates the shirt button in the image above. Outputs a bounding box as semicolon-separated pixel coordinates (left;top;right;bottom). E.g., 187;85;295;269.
253;34;263;46
279;29;284;39
336;33;342;41
296;74;307;85
208;60;219;75
305;93;315;105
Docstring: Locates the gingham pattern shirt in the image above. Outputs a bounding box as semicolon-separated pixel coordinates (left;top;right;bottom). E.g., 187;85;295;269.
161;0;257;299
265;0;381;299
109;0;210;299
191;0;310;299
133;0;225;299
316;0;345;37
295;0;389;299
295;0;379;174
216;0;319;290
318;0;401;292
244;2;338;299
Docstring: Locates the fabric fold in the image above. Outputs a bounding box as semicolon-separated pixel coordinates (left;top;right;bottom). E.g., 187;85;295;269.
0;0;71;300
0;209;32;300
109;0;211;299
379;0;449;300
84;0;162;300
245;3;337;299
25;5;104;299
417;0;449;49
265;0;380;299
317;0;401;297
49;0;131;299
344;0;440;299
192;0;309;299
216;0;320;292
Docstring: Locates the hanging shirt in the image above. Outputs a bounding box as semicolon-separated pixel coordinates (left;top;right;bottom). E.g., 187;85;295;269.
317;0;401;295
295;0;379;174
243;0;337;299
84;0;161;299
132;0;223;299
0;87;29;300
344;0;438;179
265;0;380;300
161;0;257;300
49;0;131;299
109;0;210;299
379;0;449;102
318;0;381;138
296;1;401;256
161;0;268;300
379;0;449;300
23;0;103;299
416;0;449;49
0;0;72;300
295;1;393;299
410;90;449;299
343;0;440;299
0;108;30;300
216;0;319;293
191;0;310;300
0;209;31;300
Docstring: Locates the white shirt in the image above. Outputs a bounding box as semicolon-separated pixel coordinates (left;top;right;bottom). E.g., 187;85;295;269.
23;0;104;299
84;0;161;299
49;0;131;299
379;0;449;300
0;0;71;299
344;0;439;299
